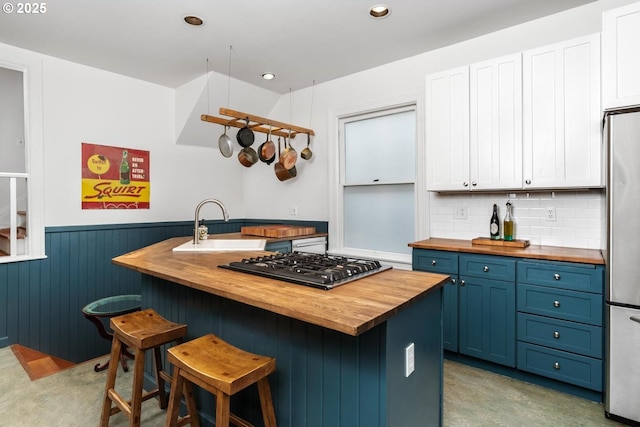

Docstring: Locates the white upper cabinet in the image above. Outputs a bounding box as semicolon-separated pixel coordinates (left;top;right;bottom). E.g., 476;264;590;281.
426;55;522;192
522;34;602;189
470;54;523;191
603;2;640;109
426;67;469;191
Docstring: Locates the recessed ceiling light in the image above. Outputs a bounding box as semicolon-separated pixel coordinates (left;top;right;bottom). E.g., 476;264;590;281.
183;15;204;26
369;4;390;19
262;72;276;80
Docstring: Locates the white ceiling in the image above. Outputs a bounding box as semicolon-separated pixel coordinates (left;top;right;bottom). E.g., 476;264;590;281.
0;0;597;94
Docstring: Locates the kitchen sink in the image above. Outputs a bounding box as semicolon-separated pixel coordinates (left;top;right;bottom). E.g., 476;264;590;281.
172;239;267;252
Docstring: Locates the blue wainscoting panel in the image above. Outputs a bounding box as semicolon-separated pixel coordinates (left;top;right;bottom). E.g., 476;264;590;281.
0;219;327;364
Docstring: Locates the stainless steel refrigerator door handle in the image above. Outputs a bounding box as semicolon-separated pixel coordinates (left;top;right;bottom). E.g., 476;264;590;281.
630;316;640;324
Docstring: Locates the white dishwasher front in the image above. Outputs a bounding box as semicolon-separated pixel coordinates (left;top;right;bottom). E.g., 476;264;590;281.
291;236;327;254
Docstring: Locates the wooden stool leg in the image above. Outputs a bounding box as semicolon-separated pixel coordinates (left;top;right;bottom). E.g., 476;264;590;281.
257;377;277;427
99;337;122;427
129;348;146;427
215;390;231;427
183;380;200;427
153;346;168;409
165;368;184;427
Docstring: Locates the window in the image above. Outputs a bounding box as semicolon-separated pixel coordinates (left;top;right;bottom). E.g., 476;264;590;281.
329;95;427;267
0;46;46;263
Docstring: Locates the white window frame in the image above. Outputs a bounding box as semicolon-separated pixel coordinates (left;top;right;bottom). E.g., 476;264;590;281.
0;45;46;263
328;93;427;269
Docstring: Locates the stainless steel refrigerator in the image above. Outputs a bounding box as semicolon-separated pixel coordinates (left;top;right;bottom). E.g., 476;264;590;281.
605;106;640;424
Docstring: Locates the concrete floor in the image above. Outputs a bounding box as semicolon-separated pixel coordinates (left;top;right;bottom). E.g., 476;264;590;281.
0;347;626;426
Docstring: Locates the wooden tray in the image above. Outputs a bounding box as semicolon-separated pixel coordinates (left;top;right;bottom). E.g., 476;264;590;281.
241;225;316;238
472;237;530;248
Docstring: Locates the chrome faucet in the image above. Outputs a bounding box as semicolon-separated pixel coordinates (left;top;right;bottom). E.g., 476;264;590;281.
194;199;229;244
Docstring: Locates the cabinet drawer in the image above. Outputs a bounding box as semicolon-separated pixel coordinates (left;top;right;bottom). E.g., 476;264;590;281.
517;313;602;358
413;250;458;274
517;261;603;294
517;342;602;391
517;284;602;326
460;254;515;281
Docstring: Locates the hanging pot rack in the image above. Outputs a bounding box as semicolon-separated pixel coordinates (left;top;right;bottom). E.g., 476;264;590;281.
201;108;314;139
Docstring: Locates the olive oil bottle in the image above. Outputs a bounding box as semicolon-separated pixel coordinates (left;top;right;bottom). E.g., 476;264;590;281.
490;204;500;240
504;201;514;241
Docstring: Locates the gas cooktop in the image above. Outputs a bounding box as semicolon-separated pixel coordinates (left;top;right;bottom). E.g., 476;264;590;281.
219;252;392;290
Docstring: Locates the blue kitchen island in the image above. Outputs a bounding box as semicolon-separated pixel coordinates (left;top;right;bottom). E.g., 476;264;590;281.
113;237;448;427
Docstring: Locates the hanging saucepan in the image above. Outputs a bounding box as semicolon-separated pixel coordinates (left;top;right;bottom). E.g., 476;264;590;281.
300;133;313;160
238;145;258;167
274;137;296;181
236;117;255;148
258;125;276;164
218;126;233;158
279;130;297;170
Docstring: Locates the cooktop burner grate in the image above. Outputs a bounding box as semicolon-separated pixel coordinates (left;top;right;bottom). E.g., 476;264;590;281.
219;252;392;290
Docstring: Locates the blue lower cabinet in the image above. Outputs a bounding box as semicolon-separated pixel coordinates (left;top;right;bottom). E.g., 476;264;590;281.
412;249;459;352
459;276;516;367
442;276;459;352
517;342;603;391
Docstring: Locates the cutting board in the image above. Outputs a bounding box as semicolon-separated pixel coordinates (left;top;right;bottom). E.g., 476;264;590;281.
241;225;316;238
472;237;530;248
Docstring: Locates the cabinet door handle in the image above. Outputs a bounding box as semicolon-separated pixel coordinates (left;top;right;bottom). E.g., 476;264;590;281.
463;182;469;187
431;260;437;266
554;273;561;280
460;280;466;286
553;300;561;308
472;181;477;186
525;179;532;185
483;266;489;272
553;331;560;339
553;362;561;370
450;278;457;285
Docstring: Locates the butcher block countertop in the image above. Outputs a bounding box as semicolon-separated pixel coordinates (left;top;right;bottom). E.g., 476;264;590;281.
113;237;448;336
409;238;604;265
208;231;328;243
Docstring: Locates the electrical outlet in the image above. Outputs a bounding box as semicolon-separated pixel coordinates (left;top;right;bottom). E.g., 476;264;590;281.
453;206;468;219
289;205;298;216
545;207;556;221
405;343;415;377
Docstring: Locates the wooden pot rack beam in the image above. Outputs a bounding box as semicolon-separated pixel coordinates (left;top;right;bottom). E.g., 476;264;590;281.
201;107;314;139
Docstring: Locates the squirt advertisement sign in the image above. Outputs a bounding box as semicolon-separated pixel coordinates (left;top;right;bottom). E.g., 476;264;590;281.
81;143;150;209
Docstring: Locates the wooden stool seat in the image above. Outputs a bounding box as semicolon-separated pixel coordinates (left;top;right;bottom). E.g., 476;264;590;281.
166;334;277;427
100;308;187;427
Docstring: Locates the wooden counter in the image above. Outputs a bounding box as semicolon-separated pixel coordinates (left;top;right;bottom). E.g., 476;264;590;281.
113;236;448;336
409;238;604;265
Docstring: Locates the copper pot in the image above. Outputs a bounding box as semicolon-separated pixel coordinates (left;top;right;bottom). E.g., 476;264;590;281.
258;126;276;164
274;137;296;181
238;146;258;167
279;131;297;170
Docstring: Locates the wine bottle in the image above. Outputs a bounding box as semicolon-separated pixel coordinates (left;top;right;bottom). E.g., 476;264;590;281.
490;204;500;240
504;202;514;241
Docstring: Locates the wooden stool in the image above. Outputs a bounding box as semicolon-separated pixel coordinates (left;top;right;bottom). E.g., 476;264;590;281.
99;308;187;427
165;334;277;427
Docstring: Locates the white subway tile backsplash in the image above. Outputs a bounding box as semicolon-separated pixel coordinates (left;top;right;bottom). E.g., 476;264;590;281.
428;189;605;249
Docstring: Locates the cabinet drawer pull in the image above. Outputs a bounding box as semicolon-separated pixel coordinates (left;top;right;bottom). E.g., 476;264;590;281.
553;300;561;308
460;280;466;286
553;331;560;339
553;362;561;370
483;266;489;272
431;260;437;266
554;273;561;280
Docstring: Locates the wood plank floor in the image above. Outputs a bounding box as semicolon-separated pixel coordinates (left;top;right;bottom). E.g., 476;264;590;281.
10;344;75;381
